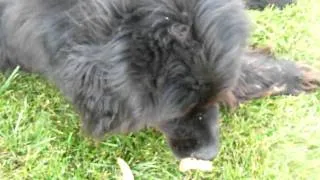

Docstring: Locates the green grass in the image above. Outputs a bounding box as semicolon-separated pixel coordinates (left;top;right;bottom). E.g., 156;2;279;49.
1;0;320;179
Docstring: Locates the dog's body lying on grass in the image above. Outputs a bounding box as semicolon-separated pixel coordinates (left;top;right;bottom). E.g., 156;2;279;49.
0;0;318;161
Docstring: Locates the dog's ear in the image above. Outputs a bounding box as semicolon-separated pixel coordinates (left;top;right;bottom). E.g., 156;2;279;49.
168;23;191;45
56;60;118;138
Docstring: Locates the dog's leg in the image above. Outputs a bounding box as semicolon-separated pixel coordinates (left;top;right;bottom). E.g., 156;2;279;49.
0;1;12;72
244;0;295;10
232;48;320;104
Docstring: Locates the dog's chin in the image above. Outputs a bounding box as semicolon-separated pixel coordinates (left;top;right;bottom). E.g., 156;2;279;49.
157;104;220;160
166;137;219;160
167;138;198;159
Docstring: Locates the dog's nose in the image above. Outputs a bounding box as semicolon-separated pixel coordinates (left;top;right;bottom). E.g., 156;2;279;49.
191;144;218;160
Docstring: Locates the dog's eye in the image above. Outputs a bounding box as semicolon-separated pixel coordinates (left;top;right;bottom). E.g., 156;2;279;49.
196;113;203;121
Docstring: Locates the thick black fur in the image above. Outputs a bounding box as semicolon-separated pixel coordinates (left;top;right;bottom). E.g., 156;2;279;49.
232;49;320;106
1;0;318;161
0;0;249;160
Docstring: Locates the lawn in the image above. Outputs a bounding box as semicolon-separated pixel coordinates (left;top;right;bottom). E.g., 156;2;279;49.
1;0;320;179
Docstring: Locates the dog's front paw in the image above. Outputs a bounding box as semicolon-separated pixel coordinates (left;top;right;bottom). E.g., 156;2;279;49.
297;64;320;92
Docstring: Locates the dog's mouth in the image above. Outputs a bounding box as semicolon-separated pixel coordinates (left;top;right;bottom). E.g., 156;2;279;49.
166;137;202;159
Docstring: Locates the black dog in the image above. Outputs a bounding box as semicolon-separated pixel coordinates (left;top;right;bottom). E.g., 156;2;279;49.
0;0;249;160
1;0;318;161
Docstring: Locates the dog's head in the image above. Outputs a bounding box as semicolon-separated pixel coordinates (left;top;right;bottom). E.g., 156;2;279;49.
74;0;249;160
117;0;249;160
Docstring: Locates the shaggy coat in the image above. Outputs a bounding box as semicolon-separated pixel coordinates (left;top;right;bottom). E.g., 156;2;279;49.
1;0;319;161
0;0;249;160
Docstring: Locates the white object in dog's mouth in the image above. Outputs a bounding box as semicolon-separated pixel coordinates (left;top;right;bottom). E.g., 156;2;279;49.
179;158;213;172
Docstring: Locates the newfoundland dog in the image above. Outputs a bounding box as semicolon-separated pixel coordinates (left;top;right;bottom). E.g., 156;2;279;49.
0;0;318;161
